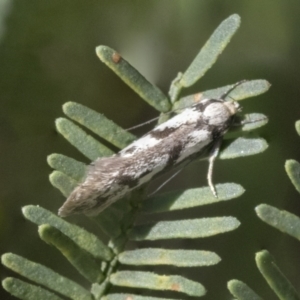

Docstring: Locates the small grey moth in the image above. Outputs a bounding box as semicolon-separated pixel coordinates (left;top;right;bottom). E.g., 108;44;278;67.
58;81;256;217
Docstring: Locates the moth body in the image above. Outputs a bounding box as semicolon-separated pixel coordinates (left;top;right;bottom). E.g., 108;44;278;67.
58;98;240;217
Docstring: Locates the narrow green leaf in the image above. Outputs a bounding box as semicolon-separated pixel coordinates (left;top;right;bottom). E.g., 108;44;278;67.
96;45;170;112
110;271;206;297
180;14;241;87
1;254;92;300
168;72;183;103
118;248;220;267
142;183;244;214
47;153;86;181
285;160;300;194
256;204;300;241
49;171;77;197
103;294;180;300
241;113;268;131
222;79;271;101
22;206;113;261
39;224;103;283
227;279;263;300
2;277;64;300
174;80;270;110
56;118;114;160
295;120;300;136
220;137;268;159
256;250;300;300
63;102;136;149
130;217;240;241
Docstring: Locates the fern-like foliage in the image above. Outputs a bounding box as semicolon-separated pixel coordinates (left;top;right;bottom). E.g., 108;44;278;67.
2;14;270;300
228;123;300;299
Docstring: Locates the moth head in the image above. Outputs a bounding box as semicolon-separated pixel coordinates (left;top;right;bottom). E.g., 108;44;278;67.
223;100;241;116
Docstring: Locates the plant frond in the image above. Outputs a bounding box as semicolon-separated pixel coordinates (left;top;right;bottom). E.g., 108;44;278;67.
2;14;270;300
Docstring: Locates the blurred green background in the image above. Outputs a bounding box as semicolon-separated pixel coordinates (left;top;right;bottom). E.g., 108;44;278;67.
1;1;300;299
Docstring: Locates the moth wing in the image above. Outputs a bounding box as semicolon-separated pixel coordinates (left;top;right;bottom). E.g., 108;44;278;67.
58;156;128;217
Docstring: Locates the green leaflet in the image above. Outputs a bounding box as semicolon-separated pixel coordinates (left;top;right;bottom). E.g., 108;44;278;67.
22;206;113;261
96;46;170;112
49;170;77;197
173;79;270;110
1;254;93;300
142;183;244;214
47;153;86;182
56;118;114;160
63;102;136;149
118;248;220;267
256;250;300;300
39;225;104;283
130;217;240;241
110;271;206;297
285;159;300;194
227;280;263;300
256;204;300;241
2;278;64;300
220;137;268;159
241;113;268;131
180;14;241;88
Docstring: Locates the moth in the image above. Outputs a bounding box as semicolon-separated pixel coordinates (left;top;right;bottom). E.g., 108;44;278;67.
58;81;253;217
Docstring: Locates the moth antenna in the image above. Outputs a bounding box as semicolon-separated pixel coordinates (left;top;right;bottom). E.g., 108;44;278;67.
147;169;182;198
125;116;160;131
220;80;248;100
125;107;184;131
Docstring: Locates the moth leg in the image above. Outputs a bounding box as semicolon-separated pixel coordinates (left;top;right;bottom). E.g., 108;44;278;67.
207;138;222;198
